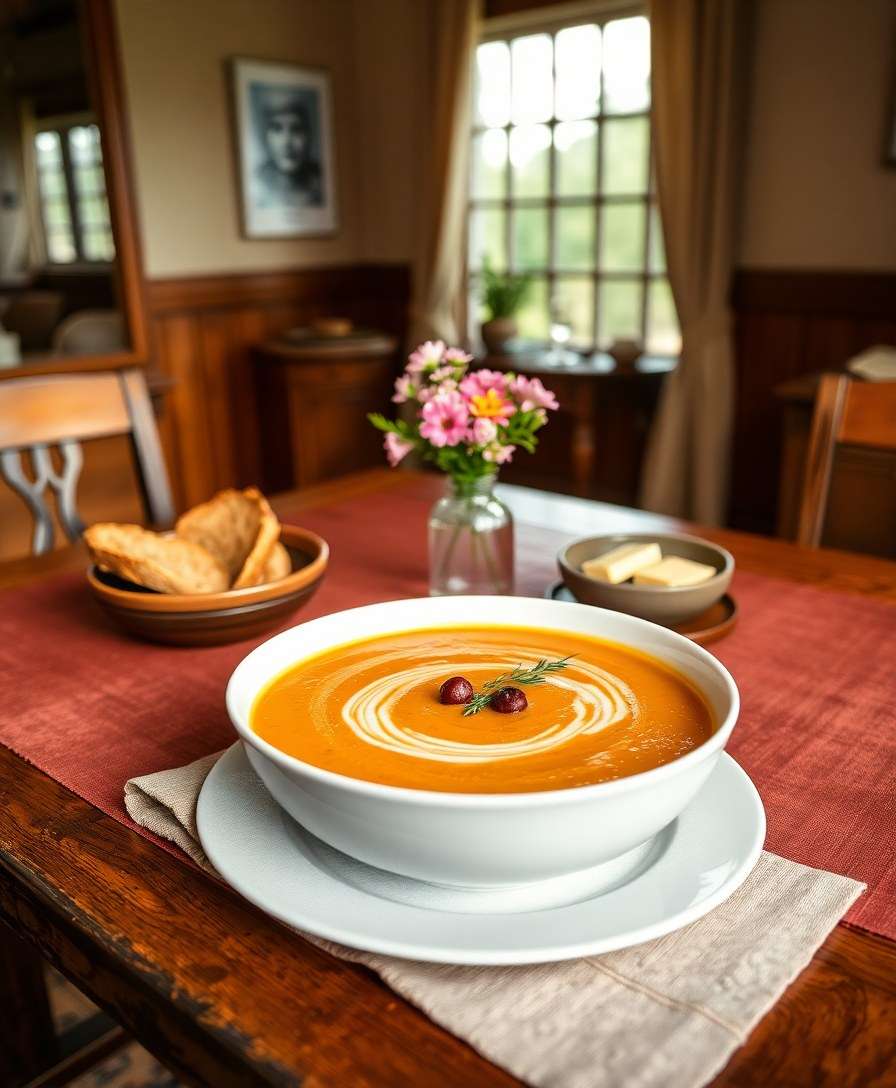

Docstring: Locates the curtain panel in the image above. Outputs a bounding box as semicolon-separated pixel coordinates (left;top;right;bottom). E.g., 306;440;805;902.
409;0;479;348
640;0;749;524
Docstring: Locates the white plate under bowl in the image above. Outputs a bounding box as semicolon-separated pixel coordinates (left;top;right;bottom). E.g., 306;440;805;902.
197;745;765;965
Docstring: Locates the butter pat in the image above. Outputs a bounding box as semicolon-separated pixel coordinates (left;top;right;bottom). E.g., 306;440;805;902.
633;556;717;587
581;542;662;584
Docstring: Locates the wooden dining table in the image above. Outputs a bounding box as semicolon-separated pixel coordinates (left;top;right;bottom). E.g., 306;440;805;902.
1;468;894;1088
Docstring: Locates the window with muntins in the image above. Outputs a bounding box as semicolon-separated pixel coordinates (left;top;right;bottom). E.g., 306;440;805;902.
468;10;680;356
34;121;115;265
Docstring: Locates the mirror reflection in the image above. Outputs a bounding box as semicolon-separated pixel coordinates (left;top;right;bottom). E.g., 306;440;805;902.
0;0;125;366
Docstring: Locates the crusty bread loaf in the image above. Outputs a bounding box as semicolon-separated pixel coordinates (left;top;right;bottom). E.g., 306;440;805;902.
260;541;291;584
175;487;280;588
85;524;229;594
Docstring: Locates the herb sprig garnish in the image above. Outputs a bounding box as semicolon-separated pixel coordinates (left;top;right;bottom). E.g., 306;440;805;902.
462;656;573;716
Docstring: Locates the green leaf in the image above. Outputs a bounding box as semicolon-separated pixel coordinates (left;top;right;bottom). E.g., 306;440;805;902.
368;412;397;433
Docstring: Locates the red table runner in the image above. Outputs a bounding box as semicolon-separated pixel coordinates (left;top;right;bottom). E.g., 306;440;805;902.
1;484;894;939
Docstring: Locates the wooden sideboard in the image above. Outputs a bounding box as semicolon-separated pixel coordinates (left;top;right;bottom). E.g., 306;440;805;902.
147;265;411;510
253;333;400;492
775;372;896;558
483;353;673;507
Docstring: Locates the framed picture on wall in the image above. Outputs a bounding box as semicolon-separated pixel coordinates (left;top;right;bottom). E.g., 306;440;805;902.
886;60;896;167
230;58;338;238
888;107;896;166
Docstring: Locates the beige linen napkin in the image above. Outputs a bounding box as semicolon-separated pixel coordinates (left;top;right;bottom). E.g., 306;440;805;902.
125;748;863;1088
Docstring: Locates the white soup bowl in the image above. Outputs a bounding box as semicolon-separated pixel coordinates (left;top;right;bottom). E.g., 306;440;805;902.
226;595;739;888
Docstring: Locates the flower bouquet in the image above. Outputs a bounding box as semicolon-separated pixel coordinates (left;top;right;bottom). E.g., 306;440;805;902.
369;340;558;595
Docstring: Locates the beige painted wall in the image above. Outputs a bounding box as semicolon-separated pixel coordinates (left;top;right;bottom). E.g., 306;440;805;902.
352;0;429;264
114;0;364;277
119;0;896;280
740;0;896;269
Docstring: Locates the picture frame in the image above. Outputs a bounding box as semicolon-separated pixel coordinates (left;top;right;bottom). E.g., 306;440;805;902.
887;117;896;168
230;57;338;238
885;58;896;167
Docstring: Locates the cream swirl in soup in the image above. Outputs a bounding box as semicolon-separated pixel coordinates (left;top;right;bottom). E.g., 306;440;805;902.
250;625;715;793
339;651;636;763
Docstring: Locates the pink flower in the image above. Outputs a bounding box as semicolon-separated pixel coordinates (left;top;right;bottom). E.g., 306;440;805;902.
384;432;413;467
392;374;415;403
484;443;515;464
444;347;473;365
509;375;559;412
407;340;445;374
469;417;497;445
417;385;436;403
460;368;509;399
419;391;469;448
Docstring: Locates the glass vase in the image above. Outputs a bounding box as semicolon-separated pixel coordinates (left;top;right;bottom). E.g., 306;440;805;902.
428;475;514;596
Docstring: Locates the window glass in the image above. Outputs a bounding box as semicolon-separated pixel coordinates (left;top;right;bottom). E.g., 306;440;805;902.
602;16;650;114
475;41;511;126
554;275;594;348
469;206;506;270
516;275;549;339
599;202;646;272
35;123;114;264
648;204;667;273
510;125;550;198
598;279;643;348
555;121;597;196
646;279;681;354
472;129;507;199
512;206;549;270
555;24;601;120
601;117;650;195
556;205;594;271
511;35;552;124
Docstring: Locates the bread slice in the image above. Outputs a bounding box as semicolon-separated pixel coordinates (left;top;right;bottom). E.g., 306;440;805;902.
85;524;229;594
175;488;279;587
232;488;280;589
260;541;292;584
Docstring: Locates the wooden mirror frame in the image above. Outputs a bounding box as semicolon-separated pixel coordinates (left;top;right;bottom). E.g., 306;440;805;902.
1;0;149;380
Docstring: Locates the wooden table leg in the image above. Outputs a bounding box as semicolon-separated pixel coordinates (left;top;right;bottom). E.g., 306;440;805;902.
0;920;58;1087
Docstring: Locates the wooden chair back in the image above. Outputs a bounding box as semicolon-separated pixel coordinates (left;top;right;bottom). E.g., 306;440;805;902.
0;368;174;555
797;373;896;547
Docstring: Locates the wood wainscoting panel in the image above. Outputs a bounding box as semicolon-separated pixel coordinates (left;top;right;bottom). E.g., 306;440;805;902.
146;264;410;510
730;268;896;535
152;313;217;512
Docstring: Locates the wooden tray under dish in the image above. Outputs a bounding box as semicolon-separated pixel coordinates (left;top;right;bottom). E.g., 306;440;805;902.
545;581;738;646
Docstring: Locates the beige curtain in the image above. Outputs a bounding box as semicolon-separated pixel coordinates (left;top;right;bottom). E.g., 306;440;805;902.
639;0;747;524
408;0;479;348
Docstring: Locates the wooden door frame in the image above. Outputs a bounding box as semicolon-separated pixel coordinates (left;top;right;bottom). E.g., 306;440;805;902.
1;0;151;382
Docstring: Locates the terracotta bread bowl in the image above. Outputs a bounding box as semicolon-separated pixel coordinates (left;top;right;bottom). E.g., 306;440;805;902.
87;524;329;646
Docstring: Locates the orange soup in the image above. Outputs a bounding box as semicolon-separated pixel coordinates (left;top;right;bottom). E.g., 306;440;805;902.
250;625;715;793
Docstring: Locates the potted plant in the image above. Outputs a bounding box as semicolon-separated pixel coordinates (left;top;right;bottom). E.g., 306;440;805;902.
479;259;531;355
